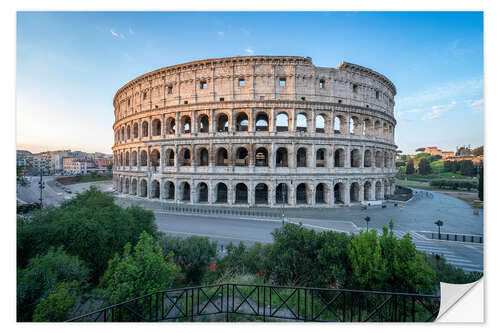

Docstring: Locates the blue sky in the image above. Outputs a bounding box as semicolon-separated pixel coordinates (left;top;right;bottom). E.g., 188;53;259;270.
16;11;483;154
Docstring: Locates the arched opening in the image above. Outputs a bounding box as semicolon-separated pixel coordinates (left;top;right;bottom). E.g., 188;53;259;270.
167;118;176;134
216;183;228;203
384;152;390;168
255;113;269;131
121;127;125;141
132;151;137;167
151;180;160;199
351;149;361;168
363;119;371;136
296;183;308;204
350;182;360;202
349;116;361;135
276;113;289;132
334;116;343;134
133;123;139;138
140;150;147;167
199;115;209;133
125;151;130;166
315;114;325;133
125;178;130;193
198;182;208;203
276;183;288;204
374;121;381;137
236;113;249;132
217;114;229;132
297;147;308;167
126;125;131;140
142;121;148;138
315;183;327;204
131;178;137;195
364;181;372;201
150;149;160;169
334;183;344;204
216;148;229;166
316;149;326;167
181;182;191;201
153;119;161;136
235;183;248;204
255;147;268;167
182;116;191;134
179;148;191;166
235;147;248;166
375;181;383;200
166;149;175;166
165;181;175;200
384;180;390;198
255;183;269;205
383;123;388;138
364;150;372;167
296;113;307;132
140;179;147;197
375;151;383;168
276;148;288;167
198;148;209;166
334;148;345;167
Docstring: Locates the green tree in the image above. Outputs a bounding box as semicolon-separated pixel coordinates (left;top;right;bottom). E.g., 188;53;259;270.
17;186;157;283
17;165;28;187
478;167;483;201
99;232;179;305
32;281;80;322
460;160;475;176
418;158;431;175
17;247;89;322
472;146;483;156
405;159;415;175
106;163;113;171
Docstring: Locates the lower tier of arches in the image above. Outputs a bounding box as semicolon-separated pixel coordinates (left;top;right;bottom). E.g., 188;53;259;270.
113;174;396;207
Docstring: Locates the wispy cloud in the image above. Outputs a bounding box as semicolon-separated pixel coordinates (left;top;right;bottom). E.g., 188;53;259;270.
421;101;456;120
244;47;255;54
470;99;484;113
128;27;134;36
110;29;125;39
217;31;224;37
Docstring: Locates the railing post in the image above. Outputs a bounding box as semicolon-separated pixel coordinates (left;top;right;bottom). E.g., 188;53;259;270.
226;284;229;322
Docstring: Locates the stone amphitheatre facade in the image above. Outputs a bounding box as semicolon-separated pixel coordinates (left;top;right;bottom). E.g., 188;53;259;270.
112;56;397;207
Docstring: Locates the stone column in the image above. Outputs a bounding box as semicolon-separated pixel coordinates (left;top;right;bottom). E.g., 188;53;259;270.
249;183;255;206
160;145;165;172
208;181;214;204
228;182;234;204
129;147;132;170
139;119;142;140
270;108;276;134
149;116;152;139
190;180;195;204
344;181;351;205
162;114;166;138
359;182;365;202
290;182;296;206
193;110;198;134
147;146;151;172
270;183;276;206
176;112;180;137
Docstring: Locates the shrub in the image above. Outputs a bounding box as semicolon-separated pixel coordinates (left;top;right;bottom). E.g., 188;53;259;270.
429;179;478;190
32;281;80;322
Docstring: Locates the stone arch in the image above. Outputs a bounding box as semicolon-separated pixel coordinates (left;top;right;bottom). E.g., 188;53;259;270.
276;147;288;167
199;114;209;133
165;181;175;200
140;150;147;167
296;183;309;204
166;117;176;134
334;182;345;204
181;115;191;134
126;124;131;139
315;183;328;204
334;148;345;167
255;183;269;205
364;150;372;167
276;183;288;204
133;122;139;138
384;152;390;168
351;149;361;168
151;180;160;198
383;122;388;138
375;181;383;200
152;118;161;136
235;112;249;132
150;149;160;168
180;181;191;201
349;116;361;135
315;114;325;133
235;183;248;204
374;120;382;137
350;182;360;202
316;148;326;167
255;112;269;131
297;147;308;167
216;113;229;132
255;147;268;167
384;179;390;198
142;121;148;138
235;147;249;166
296;113;307;132
364;181;372;201
276;113;289;132
197;182;208;203
334;115;346;134
216;147;229;166
125;151;130;166
375;151;383;168
179;148;192;166
216;182;228;203
165;149;175;166
198;147;209;166
121;127;125;141
131;150;137;167
363;118;372;136
140;179;147;197
131;178;137;195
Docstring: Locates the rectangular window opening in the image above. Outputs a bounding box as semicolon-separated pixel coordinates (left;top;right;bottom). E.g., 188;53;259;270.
376;91;380;99
219;97;225;102
319;79;325;89
353;84;358;93
238;79;245;87
184;101;188;104
279;78;286;87
200;81;207;89
168;86;173;94
301;97;306;101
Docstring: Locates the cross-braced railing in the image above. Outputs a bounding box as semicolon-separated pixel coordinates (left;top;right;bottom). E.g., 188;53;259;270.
67;283;440;322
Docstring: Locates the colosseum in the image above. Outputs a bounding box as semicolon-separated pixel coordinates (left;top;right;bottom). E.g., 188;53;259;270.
112;56;397;207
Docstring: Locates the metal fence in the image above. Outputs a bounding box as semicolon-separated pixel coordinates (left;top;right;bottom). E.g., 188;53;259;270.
422;231;483;244
67;283;440;322
162;204;282;219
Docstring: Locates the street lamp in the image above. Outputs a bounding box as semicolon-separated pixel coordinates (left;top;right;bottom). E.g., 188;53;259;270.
364;216;370;232
38;167;45;208
434;220;444;240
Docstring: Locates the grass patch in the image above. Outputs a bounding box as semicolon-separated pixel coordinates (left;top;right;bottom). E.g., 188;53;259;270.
75;174;112;183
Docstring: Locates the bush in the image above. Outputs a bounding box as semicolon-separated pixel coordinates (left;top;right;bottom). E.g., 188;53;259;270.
17;247;89;322
158;234;217;284
99;232;179;305
17;186;157;283
216;242;272;280
429;179;478;190
32;281;80;322
422;253;482;285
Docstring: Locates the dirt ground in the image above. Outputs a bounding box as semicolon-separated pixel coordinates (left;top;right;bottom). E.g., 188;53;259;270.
438;191;483;208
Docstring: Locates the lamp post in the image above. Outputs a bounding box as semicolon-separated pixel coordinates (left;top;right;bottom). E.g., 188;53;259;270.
434;220;444;239
38;167;45;208
364;216;370;232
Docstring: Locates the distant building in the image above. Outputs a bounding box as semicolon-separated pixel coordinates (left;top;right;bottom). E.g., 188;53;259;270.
16;150;32;167
94;157;113;169
421;147;456;160
63;157;95;175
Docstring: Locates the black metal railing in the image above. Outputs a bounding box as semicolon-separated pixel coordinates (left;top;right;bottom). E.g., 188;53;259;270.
67;283;440;322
